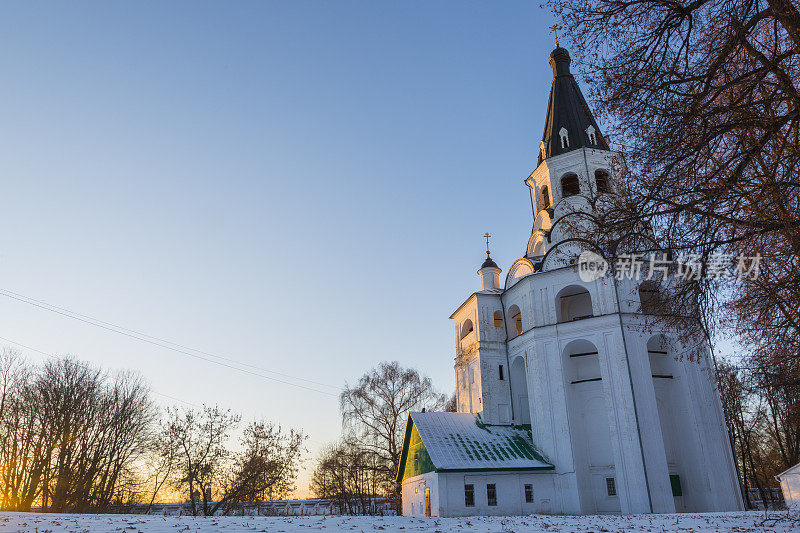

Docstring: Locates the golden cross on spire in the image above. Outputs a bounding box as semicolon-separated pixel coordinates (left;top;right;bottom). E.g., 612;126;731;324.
484;232;491;257
549;24;561;47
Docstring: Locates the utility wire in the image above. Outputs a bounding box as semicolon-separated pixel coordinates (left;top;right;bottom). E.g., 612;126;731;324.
0;334;203;408
0;288;339;397
1;335;345;453
0;287;339;390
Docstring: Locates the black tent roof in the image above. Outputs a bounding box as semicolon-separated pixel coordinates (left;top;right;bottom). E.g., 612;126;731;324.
539;47;609;164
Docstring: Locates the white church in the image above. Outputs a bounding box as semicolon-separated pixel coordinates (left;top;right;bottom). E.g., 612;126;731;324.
396;45;745;517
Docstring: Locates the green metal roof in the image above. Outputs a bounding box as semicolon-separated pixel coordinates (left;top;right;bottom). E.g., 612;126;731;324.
397;412;553;482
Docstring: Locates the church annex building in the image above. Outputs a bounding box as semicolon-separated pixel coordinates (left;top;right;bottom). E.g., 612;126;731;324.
396;47;744;517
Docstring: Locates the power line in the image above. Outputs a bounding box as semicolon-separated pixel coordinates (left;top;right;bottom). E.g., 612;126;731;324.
0;335;344;453
0;334;202;408
0;288;339;391
0;287;339;391
0;288;339;397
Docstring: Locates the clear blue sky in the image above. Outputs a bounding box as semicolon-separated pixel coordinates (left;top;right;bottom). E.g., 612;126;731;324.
0;2;562;494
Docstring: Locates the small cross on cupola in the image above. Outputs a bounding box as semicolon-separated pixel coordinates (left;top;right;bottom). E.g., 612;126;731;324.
549;24;561;47
478;233;501;291
482;233;498;268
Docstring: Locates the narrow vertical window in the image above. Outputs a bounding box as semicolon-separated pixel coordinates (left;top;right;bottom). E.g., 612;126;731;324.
464;484;475;507
487;483;497;506
586;125;597;145
670;474;682;497
425;487;431;517
524;484;533;503
541;185;550;209
499;365;504;381
606;477;617;496
559;127;569;149
508;305;523;338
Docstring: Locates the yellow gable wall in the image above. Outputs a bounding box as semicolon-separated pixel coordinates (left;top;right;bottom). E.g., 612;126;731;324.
402;424;435;480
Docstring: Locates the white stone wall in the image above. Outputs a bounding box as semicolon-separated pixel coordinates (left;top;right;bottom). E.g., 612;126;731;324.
500;264;743;513
451;293;513;424
525;148;623;260
403;471;558;517
779;468;800;510
446;145;743;516
401;472;438;517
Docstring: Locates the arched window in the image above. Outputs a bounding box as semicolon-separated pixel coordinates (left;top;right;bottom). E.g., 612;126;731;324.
595;170;610;194
493;310;504;328
639;281;661;314
561;338;620;514
561;173;580;197
586;125;597;145
460;319;474;340
556;285;593;323
507;305;523;338
540;185;551;209
563;339;601;384
559;127;570;149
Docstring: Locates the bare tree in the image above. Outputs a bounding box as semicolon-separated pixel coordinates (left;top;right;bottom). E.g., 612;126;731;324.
0;348;36;511
0;355;156;512
216;420;305;514
87;370;155;511
160;405;238;516
717;358;797;508
310;439;382;515
143;433;177;514
444;392;458;413
339;361;446;510
548;0;800;497
159;407;305;516
36;359;155;512
2;353;306;514
546;0;800;357
0;348;22;423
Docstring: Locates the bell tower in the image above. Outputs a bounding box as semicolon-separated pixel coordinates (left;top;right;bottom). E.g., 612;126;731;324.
450;237;513;425
504;46;744;515
448;44;743;515
521;46;619;269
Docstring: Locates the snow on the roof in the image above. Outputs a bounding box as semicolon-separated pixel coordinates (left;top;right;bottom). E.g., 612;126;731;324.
777;462;800;479
409;412;553;471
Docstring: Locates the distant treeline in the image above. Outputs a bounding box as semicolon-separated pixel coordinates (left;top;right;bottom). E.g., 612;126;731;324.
0;350;304;515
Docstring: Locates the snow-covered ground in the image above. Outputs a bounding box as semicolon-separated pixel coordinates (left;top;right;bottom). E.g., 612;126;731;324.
1;511;798;533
